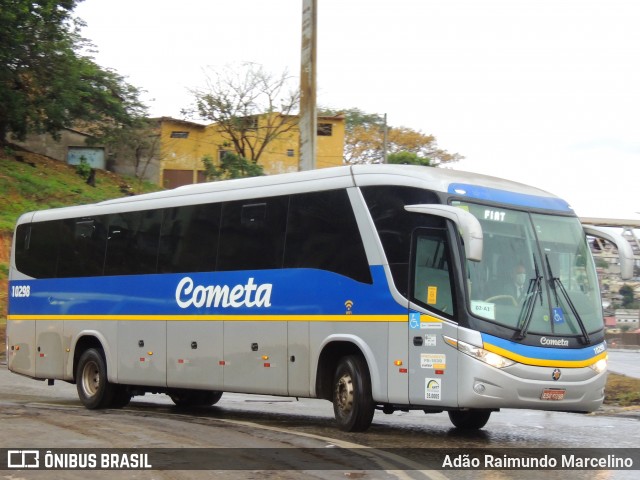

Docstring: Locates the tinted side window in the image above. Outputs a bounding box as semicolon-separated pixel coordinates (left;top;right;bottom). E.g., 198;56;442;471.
158;203;221;273
15;221;60;278
57;217;109;277
104;210;163;275
285;190;372;284
361;186;441;295
218;197;288;271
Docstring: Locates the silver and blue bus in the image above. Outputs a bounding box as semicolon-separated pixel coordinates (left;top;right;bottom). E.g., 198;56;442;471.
7;165;633;431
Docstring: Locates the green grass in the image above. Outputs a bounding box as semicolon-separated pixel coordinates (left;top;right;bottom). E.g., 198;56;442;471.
1;148;160;233
0;147;162;319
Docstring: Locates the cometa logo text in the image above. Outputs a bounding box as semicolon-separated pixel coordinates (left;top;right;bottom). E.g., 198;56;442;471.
176;277;272;309
540;337;569;347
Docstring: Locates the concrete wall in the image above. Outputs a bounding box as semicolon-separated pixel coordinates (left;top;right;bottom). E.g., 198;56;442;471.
13;129;95;163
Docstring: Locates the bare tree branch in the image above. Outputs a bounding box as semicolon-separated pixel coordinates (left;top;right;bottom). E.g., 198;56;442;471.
184;63;300;164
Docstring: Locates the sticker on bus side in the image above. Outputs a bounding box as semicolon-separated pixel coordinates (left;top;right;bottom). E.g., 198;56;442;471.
420;353;446;369
425;378;442;401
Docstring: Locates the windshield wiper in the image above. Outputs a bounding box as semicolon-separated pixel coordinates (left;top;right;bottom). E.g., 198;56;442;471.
515;255;543;340
545;254;590;345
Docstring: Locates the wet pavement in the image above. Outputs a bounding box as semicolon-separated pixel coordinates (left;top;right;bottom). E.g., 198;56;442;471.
607;349;640;379
0;362;639;479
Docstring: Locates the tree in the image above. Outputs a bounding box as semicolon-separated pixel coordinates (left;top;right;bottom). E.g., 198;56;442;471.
0;0;147;145
387;151;431;166
202;152;263;181
320;107;463;166
184;62;300;165
619;284;638;309
92;117;161;188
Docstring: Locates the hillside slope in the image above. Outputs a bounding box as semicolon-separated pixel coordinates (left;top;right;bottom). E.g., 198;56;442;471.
0;146;160;320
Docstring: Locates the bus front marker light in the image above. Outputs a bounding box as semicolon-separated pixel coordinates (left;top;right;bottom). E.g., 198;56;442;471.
456;340;515;369
589;358;607;374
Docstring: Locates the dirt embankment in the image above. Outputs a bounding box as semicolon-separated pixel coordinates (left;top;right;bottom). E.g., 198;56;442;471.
0;323;5;363
1;232;9;316
1;233;9;362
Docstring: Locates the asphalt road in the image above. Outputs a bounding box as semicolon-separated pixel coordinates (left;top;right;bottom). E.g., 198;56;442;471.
0;362;638;480
607;350;640;378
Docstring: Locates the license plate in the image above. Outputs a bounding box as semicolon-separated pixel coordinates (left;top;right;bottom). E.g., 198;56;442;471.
541;388;566;401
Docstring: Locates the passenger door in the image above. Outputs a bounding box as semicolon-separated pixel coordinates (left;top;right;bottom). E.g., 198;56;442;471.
408;226;460;408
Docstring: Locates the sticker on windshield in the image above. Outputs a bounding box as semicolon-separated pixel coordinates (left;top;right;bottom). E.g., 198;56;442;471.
552;307;565;325
471;300;495;320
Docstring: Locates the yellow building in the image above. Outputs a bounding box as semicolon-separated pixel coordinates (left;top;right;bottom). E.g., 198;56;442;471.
157;114;345;189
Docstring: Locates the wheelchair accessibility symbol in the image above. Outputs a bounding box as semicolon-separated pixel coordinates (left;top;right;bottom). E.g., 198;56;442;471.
552;307;565;325
409;312;421;330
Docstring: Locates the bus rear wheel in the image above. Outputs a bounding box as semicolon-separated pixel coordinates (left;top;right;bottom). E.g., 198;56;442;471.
169;389;223;407
76;348;116;409
332;355;375;432
448;409;491;429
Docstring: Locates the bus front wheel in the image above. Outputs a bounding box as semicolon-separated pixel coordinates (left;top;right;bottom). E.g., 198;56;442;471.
448;409;491;429
76;348;116;409
332;355;375;432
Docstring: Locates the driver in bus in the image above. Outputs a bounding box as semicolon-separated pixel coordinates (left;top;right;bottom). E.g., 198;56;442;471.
486;262;528;305
504;263;527;302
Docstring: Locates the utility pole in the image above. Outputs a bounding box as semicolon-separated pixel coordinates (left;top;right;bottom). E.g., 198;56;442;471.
299;0;317;171
382;113;388;163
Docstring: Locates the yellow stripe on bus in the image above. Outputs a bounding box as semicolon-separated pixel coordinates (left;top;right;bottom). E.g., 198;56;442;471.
483;341;607;368
7;314;408;323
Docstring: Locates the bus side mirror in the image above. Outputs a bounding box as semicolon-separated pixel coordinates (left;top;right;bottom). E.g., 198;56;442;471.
405;204;483;262
582;225;634;280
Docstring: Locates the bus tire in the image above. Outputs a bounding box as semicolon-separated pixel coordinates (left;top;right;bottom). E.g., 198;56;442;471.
200;391;223;406
169;389;222;407
76;348;116;409
448;409;491;429
111;386;132;408
332;355;375;432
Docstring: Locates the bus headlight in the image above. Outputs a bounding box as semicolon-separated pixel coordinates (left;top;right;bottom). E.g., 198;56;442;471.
453;339;516;369
589;358;607;374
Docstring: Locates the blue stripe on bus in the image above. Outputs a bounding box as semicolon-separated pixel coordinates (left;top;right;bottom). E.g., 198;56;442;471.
448;183;573;212
8;266;406;317
481;333;604;362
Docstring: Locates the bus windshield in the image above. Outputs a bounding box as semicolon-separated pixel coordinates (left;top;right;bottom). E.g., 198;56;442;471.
456;201;602;338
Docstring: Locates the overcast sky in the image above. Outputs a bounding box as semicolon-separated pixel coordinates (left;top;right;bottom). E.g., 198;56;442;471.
75;0;639;220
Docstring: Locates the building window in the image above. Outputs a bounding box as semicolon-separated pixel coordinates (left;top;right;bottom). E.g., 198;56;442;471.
317;123;333;136
219;149;233;161
170;131;189;138
287;149;295;157
240;116;259;130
